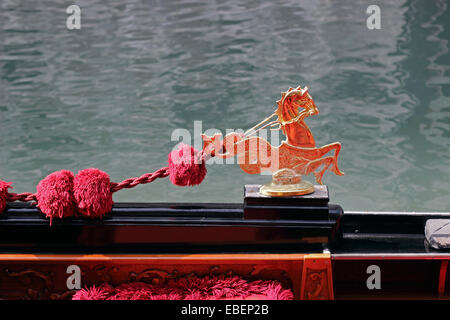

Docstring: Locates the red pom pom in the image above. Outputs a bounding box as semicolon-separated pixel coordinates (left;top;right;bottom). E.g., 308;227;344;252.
74;168;113;219
36;170;76;224
0;180;12;214
168;143;206;186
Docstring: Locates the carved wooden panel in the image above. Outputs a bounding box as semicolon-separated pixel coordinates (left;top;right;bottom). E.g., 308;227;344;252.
0;253;333;300
300;254;334;300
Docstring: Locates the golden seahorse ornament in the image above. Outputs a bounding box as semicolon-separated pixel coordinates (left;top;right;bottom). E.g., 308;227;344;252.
202;86;344;196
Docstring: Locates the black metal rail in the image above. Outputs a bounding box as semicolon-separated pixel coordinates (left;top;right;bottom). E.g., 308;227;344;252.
0;202;342;253
1;202;449;256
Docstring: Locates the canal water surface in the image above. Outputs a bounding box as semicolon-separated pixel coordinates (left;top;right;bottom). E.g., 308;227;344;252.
0;0;449;212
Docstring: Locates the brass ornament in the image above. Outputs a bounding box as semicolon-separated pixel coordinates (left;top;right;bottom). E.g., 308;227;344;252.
259;168;315;197
202;86;343;196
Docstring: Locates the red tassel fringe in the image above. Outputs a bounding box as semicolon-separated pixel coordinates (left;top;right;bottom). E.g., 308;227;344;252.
0;180;12;214
168;143;206;186
72;275;293;300
36;170;76;225
74;168;113;219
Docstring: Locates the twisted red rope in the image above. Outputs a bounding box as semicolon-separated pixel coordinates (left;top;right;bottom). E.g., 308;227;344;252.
110;167;170;193
7;192;37;202
5;168;171;203
109;146;213;194
4;144;215;204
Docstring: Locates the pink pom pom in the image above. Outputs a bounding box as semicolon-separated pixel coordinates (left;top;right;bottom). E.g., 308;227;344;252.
74;168;113;219
0;180;12;214
36;170;76;224
168;143;207;186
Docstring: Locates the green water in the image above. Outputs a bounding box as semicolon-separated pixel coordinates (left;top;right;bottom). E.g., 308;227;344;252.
0;0;449;212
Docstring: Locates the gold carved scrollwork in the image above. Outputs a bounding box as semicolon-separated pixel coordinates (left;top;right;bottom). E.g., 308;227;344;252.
300;254;334;300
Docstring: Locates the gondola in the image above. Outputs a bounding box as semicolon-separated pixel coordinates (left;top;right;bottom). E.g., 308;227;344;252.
0;190;448;300
0;86;448;300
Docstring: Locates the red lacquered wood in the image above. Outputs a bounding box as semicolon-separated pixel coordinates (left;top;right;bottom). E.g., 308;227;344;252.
438;260;448;298
0;253;324;300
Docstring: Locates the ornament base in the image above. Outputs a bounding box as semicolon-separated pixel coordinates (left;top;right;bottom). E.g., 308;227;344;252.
259;168;315;197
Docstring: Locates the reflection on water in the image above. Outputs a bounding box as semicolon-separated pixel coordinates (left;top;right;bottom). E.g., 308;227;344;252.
0;0;449;211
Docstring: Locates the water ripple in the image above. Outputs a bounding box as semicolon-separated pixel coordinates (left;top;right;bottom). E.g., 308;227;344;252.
0;0;449;211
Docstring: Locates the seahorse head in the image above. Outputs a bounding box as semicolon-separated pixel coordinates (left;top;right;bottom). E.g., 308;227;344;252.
276;86;318;123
